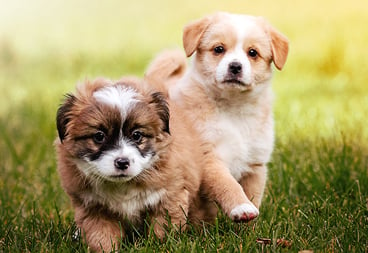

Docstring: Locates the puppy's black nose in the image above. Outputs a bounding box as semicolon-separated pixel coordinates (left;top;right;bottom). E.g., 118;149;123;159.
229;62;242;75
114;158;130;170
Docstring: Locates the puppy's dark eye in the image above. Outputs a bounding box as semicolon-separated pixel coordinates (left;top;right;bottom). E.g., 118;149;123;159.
248;49;258;58
93;131;105;144
214;46;225;55
131;130;143;143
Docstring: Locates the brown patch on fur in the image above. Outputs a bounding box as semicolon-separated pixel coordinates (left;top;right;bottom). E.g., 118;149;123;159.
268;25;289;70
55;78;208;252
183;16;211;57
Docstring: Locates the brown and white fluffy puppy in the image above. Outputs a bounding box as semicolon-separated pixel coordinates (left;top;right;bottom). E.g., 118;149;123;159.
55;77;203;252
147;12;289;221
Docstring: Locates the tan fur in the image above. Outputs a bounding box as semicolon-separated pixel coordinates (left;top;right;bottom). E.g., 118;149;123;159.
144;50;187;97
55;78;210;252
145;70;251;219
268;23;289;70
182;13;289;70
146;12;289;221
183;16;211;57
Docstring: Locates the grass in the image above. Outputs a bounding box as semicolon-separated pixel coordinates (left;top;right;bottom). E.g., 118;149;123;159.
0;0;367;252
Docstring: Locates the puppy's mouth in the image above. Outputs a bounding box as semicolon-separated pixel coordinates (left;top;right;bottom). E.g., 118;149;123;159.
110;170;136;179
111;174;129;178
223;78;246;86
107;173;133;182
222;78;254;88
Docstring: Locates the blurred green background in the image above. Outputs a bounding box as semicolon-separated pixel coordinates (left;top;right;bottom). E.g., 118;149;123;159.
0;0;367;251
1;0;367;136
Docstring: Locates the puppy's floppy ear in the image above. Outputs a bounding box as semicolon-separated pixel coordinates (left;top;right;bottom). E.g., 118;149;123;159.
183;16;211;57
56;94;76;142
150;92;170;134
268;25;289;70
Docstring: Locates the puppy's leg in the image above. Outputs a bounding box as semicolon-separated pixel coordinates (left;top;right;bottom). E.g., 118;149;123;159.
202;155;259;222
75;207;123;253
239;164;267;209
150;189;190;238
188;190;219;224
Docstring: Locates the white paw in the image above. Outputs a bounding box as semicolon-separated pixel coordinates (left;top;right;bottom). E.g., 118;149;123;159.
229;203;259;222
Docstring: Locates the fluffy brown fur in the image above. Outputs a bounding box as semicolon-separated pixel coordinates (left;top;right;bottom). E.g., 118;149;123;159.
55;77;214;252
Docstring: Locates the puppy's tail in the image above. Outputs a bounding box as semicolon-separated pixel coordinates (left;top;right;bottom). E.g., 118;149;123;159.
144;49;187;97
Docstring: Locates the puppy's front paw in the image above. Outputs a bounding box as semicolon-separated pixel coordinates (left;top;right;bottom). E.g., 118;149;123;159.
229;203;259;222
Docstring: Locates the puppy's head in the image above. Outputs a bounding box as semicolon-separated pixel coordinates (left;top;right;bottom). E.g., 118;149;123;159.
56;78;170;183
183;12;289;91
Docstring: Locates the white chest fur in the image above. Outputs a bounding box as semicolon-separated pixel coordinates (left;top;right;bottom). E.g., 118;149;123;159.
200;103;274;181
82;184;166;220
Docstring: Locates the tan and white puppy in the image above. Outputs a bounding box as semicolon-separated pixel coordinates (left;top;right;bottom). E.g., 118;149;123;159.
55;78;205;252
147;12;289;221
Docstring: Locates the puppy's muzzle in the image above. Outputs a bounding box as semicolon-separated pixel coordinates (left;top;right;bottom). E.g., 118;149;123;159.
114;157;130;170
224;61;247;86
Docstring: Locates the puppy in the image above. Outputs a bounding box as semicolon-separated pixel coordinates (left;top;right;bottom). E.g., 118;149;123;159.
55;77;205;252
146;12;289;221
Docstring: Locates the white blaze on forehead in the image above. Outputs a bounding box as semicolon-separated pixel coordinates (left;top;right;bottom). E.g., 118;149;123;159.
215;14;260;85
226;14;259;41
93;86;139;118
